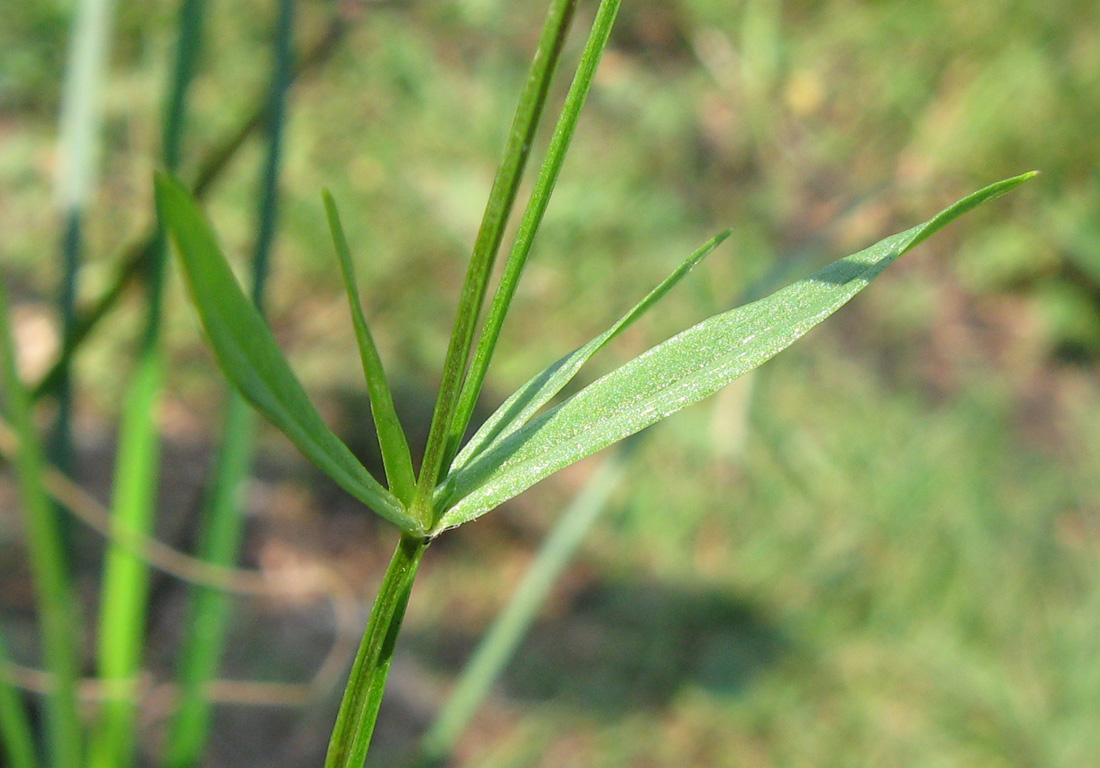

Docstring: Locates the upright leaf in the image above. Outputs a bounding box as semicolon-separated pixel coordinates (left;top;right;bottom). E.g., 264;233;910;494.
445;0;624;470
412;0;578;513
155;173;417;533
434;173;1037;531
324;190;417;504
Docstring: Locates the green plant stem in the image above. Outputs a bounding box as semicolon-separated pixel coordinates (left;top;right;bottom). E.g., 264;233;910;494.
0;631;39;768
0;280;82;768
163;1;294;762
411;0;577;521
444;0;622;478
325;533;430;768
412;452;626;767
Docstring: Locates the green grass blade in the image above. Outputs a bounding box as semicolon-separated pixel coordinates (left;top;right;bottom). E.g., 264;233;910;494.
325;534;429;768
444;0;623;472
88;350;163;768
89;4;205;763
324;191;417;504
162;396;255;768
52;0;118;482
155;173;416;532
163;2;295;762
413;452;626;767
435;173;1037;530
453;230;731;473
0;633;39;768
412;0;577;517
0;280;79;768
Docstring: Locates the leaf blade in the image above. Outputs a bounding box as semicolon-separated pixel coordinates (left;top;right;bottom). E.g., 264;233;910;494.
434;173;1037;531
324;190;417;506
154;172;418;533
452;229;731;472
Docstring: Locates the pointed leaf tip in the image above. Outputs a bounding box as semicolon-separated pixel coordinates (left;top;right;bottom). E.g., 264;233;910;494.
155;173;420;534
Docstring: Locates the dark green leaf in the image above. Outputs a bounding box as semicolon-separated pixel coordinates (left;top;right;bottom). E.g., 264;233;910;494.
155;172;418;533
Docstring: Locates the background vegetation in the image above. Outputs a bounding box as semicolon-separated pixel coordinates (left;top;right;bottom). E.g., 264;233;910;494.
1;0;1097;766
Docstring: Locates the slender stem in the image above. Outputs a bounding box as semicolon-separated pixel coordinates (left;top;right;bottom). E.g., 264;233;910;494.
0;280;82;768
411;0;577;521
325;533;430;768
444;0;622;477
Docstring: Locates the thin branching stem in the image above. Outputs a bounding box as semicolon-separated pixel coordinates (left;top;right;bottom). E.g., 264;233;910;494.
443;0;622;479
411;0;577;523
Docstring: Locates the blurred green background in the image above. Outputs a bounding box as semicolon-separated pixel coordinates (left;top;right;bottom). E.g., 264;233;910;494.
2;0;1099;766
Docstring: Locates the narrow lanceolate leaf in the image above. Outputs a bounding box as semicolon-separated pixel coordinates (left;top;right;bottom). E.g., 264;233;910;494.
434;173;1037;531
323;191;417;505
154;173;418;533
452;229;732;472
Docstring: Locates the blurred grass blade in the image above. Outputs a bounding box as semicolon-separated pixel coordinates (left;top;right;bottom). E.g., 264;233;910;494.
436;173;1037;530
412;0;577;515
324;190;417;504
52;0;118;480
164;1;296;763
89;351;162;768
453;230;730;472
0;280;83;767
162;397;255;768
446;0;623;473
413;452;627;767
90;3;205;764
0;631;39;768
155;173;417;533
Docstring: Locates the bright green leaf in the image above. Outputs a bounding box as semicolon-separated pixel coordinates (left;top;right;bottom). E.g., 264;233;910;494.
434;173;1037;531
323;190;417;507
154;172;419;534
452;229;732;473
